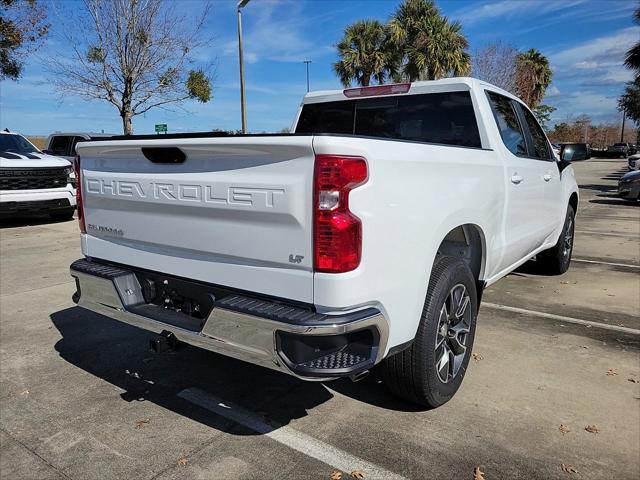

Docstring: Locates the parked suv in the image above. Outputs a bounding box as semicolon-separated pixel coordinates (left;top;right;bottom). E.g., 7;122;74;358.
1;130;76;219
607;143;630;158
70;78;578;407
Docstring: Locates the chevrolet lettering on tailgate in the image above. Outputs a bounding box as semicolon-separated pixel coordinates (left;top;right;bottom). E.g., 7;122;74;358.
85;178;285;208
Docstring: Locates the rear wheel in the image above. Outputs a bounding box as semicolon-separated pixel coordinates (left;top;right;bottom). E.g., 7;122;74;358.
380;255;478;408
537;205;575;275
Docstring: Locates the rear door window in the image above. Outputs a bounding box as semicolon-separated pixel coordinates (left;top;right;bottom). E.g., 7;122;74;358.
518;105;552;160
486;91;527;157
296;91;481;148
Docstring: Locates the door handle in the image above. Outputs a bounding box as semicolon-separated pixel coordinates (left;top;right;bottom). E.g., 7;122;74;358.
511;174;524;184
543;173;552;182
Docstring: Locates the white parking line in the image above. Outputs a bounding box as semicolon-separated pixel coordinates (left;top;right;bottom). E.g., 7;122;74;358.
573;258;640;269
483;303;640;335
177;387;407;480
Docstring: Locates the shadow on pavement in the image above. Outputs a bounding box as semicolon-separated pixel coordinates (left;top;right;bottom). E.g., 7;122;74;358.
577;183;617;193
50;306;421;435
0;214;76;229
589;198;639;207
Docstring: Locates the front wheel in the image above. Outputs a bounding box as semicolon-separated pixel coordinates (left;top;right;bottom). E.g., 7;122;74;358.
537;205;575;275
380;255;478;408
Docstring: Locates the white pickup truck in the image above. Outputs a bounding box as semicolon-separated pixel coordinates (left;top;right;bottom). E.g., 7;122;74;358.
1;130;76;220
70;78;578;407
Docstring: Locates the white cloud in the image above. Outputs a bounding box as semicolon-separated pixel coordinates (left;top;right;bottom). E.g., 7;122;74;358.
549;90;622;123
550;27;638;68
574;61;598;70
546;85;561;97
454;0;586;25
220;0;335;64
549;27;638;88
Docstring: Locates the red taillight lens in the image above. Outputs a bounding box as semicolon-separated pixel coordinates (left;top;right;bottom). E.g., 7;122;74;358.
314;154;367;273
75;156;86;233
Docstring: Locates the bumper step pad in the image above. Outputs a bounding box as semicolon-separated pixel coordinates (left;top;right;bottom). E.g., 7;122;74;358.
70;259;131;280
302;350;368;370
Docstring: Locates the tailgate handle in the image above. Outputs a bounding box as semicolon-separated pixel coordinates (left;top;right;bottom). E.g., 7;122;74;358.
141;147;186;164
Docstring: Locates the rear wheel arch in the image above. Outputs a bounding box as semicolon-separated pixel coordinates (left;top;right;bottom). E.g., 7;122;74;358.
387;223;486;359
436;224;486;282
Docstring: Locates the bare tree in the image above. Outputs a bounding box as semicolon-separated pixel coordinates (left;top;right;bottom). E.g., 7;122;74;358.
546;114;638;149
472;42;518;93
47;0;214;134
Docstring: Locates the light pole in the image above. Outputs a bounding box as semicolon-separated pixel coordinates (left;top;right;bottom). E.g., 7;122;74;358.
620;107;626;143
303;60;312;93
237;0;251;134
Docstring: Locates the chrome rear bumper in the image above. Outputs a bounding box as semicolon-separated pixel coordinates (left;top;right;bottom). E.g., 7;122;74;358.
70;259;388;380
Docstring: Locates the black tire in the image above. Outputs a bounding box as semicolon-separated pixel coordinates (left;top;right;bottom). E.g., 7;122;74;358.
50;208;75;221
537;205;575;275
380;255;478;408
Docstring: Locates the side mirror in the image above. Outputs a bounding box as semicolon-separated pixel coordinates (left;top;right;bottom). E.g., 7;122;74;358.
558;147;572;172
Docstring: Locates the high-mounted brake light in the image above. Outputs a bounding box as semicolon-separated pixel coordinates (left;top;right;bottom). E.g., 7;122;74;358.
75;156;86;233
314;154;368;273
343;83;411;98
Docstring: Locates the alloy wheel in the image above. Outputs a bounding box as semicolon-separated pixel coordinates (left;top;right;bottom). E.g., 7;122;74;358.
434;284;472;383
563;215;574;258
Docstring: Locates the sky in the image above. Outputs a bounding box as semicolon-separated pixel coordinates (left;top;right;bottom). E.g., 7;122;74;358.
1;0;638;136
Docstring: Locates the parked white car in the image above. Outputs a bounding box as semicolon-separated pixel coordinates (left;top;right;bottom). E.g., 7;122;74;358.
70;78;579;407
0;130;76;220
628;153;640;171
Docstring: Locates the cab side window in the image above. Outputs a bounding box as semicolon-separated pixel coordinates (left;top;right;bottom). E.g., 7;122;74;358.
519;106;552;160
486;91;527;157
48;136;72;156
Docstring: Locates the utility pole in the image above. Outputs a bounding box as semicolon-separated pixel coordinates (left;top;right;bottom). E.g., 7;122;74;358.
620;108;626;143
303;60;312;93
237;0;251;134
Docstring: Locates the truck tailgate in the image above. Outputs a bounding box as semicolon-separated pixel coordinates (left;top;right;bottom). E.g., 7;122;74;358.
76;136;315;303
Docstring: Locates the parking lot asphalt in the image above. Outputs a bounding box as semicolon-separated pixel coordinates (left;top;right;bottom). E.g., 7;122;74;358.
1;158;638;480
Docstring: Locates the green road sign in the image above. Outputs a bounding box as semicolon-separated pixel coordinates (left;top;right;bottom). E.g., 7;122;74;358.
155;124;167;134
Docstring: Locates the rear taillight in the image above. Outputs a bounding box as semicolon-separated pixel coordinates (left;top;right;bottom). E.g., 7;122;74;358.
75;156;86;233
314;154;367;273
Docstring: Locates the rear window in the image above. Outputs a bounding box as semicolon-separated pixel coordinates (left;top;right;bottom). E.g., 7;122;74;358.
296;91;481;148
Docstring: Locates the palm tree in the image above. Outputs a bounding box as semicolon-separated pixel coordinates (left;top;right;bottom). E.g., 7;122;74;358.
333;20;397;87
515;48;552;108
624;5;640;73
389;0;470;81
